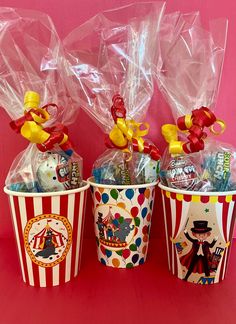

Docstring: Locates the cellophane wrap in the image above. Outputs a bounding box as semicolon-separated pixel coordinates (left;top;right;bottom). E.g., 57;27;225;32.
157;12;228;119
62;2;165;185
156;12;228;191
0;8;82;192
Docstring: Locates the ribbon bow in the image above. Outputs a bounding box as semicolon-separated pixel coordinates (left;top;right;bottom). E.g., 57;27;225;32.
105;94;160;161
10;91;73;155
162;107;226;155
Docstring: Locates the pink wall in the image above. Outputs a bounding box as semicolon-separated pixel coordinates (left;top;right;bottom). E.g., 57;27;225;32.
0;0;236;239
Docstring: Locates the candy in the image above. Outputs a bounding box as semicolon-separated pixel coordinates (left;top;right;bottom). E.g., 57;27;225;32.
163;155;200;190
36;151;82;192
202;150;236;191
132;152;159;184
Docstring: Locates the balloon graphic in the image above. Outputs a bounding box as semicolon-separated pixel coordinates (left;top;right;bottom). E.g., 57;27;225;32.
112;258;120;268
101;258;106;265
117;202;126;209
143;234;149;243
95;191;101;202
125;189;134;200
141;207;148;218
131;206;139;218
114;213;121;219
100;245;106;255
129;244;137;251
144;189;150;199
134;227;138;236
98;188;104;194
132;254;139;264
110;189;118;200
138;194;145;206
142;225;148;235
134;217;140;227
102;193;109;204
105;249;112;258
135;237;142;247
142;245;147;255
116;250;123;256
147;213;151;222
122;249;131;259
139;258;145;265
126;263;134;268
138;188;145;194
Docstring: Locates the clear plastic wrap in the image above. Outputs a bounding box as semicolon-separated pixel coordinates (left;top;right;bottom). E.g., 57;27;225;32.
156;12;228;191
0;8;82;192
62;2;165;184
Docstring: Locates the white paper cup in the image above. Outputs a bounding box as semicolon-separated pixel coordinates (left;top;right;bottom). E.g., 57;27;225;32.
159;183;236;284
4;181;90;287
88;177;157;268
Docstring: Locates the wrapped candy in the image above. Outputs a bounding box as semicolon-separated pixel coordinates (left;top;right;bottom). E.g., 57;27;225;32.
0;8;82;192
62;2;165;184
156;12;228;191
200;140;236;192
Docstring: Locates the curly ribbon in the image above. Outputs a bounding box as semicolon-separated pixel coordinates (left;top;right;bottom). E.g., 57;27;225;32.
9;91;73;154
106;94;160;161
162;107;226;155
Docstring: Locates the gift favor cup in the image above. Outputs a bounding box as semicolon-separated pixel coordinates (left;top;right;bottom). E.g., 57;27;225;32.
88;177;157;268
4;182;89;287
159;184;236;284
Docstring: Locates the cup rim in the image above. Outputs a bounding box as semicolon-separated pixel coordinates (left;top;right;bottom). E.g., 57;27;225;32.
4;180;90;197
158;183;236;196
87;176;158;189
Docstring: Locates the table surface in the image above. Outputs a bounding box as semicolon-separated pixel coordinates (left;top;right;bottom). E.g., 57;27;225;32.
0;237;235;324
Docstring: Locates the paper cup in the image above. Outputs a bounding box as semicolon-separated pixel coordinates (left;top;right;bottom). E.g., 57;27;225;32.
4;181;89;287
159;183;236;284
88;177;157;268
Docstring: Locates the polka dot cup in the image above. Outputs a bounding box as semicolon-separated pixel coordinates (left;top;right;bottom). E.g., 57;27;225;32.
88;177;157;268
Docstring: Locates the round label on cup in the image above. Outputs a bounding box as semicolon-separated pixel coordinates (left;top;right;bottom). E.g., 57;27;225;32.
24;214;72;268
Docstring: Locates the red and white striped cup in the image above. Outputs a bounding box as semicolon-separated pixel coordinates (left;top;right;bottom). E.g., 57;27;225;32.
4;182;89;287
159;183;236;285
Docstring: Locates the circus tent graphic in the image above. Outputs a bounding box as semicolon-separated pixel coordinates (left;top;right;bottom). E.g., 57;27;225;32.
31;220;65;250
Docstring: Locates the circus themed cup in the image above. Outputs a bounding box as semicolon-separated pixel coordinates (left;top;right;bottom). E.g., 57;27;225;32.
159;183;236;285
88;177;157;268
4;182;89;287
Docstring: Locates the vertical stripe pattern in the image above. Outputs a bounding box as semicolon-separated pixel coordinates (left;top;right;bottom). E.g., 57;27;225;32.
6;186;88;287
161;189;236;284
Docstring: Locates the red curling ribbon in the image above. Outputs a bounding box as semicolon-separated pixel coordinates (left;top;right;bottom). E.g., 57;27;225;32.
176;106;222;154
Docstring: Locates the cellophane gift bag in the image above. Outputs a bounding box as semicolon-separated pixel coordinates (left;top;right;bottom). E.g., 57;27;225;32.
156;12;236;285
0;8;89;287
62;2;165;268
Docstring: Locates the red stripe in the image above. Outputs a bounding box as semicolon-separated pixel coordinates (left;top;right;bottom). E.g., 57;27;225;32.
13;196;29;285
78;190;87;273
70;192;81;279
42;196;53;287
222;202;236;280
25;197;40;287
59;194;69;285
173;199;182;239
164;194;173;272
219;200;229;282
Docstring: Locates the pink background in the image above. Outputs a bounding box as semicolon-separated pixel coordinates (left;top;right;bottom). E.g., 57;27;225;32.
0;0;236;239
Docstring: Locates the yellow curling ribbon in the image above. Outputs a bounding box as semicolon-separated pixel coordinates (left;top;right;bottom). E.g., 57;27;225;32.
161;124;184;154
109;117;150;154
210;119;226;135
20;91;51;144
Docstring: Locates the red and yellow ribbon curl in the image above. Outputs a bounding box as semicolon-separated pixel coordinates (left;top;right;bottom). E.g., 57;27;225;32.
9;91;72;153
162;107;226;155
106;94;160;161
